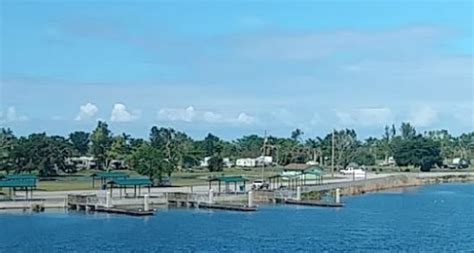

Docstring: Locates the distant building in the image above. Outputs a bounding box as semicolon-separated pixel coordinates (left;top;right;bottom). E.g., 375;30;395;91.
255;156;273;166
223;158;234;168
200;157;212;167
380;156;396;166
236;158;257;167
200;157;234;168
65;156;96;170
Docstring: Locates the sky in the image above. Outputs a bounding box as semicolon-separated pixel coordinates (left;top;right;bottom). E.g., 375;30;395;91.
0;0;473;140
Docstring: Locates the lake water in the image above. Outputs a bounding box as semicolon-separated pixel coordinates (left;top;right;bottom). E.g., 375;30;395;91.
1;183;473;252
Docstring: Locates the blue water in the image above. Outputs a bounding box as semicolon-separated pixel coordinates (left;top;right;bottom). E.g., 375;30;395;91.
1;183;473;252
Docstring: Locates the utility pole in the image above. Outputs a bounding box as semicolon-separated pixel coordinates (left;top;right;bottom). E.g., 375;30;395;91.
261;130;268;180
331;129;335;178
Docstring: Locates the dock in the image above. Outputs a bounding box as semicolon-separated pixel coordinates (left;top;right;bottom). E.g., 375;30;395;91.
167;191;257;212
95;207;155;216
285;199;344;208
198;202;257;212
67;194;156;216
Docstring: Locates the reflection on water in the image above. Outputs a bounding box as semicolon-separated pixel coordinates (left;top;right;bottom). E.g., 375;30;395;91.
1;183;473;252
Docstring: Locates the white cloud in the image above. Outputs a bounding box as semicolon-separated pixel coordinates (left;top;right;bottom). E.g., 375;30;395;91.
335;107;393;126
158;106;255;125
158;106;195;122
75;102;99;121
110;103;139;122
236;112;255;124
0;106;28;122
407;105;438;127
203;111;224;123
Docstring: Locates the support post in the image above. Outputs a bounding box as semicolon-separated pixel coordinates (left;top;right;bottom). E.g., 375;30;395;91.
335;188;340;204
208;189;214;204
296;186;301;201
144;194;150;211
248;190;254;207
106;191;112;208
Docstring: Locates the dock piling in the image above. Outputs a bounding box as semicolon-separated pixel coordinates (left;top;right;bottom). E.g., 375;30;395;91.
335;188;340;204
144;194;150;211
248;191;254;207
208;189;214;204
106;191;112;208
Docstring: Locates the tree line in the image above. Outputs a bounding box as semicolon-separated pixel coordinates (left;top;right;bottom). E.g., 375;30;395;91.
0;121;472;180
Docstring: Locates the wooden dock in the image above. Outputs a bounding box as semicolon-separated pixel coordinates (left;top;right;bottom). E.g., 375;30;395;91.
285;199;344;208
67;194;155;216
198;202;257;212
95;207;155;216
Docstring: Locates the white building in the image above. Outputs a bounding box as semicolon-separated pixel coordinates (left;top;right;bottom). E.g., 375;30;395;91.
200;157;212;167
200;157;234;168
223;158;234;168
236;158;257;167
65;156;96;170
255;156;273;166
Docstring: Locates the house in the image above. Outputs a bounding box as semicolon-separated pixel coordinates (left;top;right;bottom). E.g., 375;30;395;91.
200;156;212;167
65;156;96;170
236;158;256;167
200;157;234;168
255;156;273;166
223;158;234;168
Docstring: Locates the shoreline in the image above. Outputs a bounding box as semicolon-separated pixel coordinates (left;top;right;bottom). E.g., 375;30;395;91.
1;172;473;211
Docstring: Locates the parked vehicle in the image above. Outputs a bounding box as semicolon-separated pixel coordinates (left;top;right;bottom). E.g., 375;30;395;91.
251;180;269;190
158;177;172;187
449;158;469;169
339;167;365;176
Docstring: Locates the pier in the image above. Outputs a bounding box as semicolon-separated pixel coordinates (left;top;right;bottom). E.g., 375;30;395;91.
167;190;257;212
67;193;156;216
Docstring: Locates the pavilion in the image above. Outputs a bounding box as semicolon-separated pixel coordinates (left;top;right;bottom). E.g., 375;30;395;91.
91;172;129;188
207;175;248;193
0;174;37;200
106;177;153;198
268;165;324;190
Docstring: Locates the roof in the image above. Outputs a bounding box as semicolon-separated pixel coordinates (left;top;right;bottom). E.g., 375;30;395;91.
1;174;37;181
208;175;249;183
91;172;129;179
107;177;152;186
283;163;310;171
0;179;36;187
303;165;323;176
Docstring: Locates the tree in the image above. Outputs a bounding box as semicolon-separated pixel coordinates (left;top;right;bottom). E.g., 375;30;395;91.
128;143;171;183
90;121;112;170
392;135;442;171
202;133;221;157
235;135;264;158
150;126;196;172
291;128;304;143
351;147;376;166
208;156;224;172
0;128;17;174
400;122;416;140
68;131;90;156
10;133;74;176
106;135;129;169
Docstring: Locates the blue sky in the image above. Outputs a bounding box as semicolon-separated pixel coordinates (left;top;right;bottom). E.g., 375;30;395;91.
1;0;473;140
